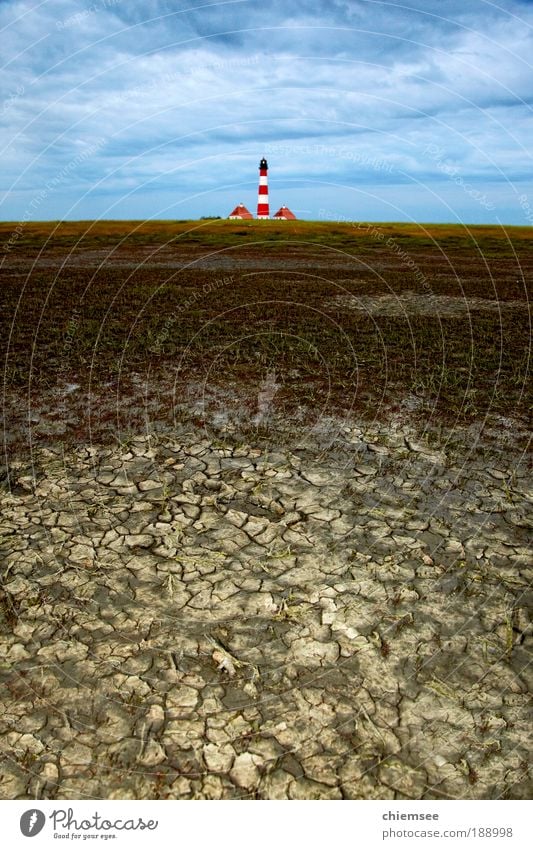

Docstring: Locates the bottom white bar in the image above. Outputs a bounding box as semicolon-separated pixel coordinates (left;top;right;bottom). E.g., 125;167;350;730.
2;800;530;848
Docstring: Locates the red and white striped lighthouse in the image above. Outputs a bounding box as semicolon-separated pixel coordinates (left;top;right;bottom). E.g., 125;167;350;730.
257;157;269;219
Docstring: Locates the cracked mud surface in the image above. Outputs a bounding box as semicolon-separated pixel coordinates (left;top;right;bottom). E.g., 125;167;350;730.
1;415;531;800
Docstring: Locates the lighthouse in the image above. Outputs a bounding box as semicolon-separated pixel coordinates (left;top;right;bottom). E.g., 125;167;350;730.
257;157;269;219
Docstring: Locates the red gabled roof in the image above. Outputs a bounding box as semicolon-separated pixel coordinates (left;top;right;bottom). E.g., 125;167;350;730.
228;203;253;219
273;205;297;220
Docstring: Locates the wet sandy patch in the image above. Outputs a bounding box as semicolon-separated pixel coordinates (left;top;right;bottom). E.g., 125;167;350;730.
328;292;528;317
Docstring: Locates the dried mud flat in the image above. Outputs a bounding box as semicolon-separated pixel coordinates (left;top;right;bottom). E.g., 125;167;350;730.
0;408;531;801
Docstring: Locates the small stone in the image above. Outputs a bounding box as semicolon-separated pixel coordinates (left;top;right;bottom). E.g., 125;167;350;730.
203;743;234;772
125;534;153;548
354;465;376;476
7;643;31;662
12;622;35;642
201;775;225;799
487;468;507;480
138;479;163;491
18;734;45;756
282;511;303;526
230;752;260;789
245;516;269;537
115;484;138;495
170;777;191;797
61;742;92;767
56;512;78;527
368;443;389;455
41;762;59;783
445;539;464;554
303;470;335;486
69;543;95;564
167;686;198;710
97;472;115;485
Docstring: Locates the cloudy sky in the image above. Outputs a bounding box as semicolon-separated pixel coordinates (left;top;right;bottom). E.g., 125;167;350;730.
1;0;532;223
